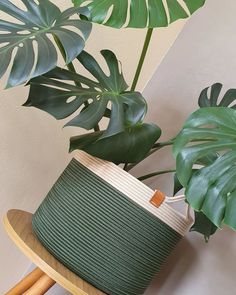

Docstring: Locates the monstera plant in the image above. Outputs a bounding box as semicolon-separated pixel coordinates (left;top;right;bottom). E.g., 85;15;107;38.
3;0;232;241
174;84;236;240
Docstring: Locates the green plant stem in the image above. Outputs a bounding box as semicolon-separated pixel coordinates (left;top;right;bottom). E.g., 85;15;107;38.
138;169;176;181
146;140;174;158
53;35;78;76
123;163;129;171
126;139;174;171
53;35;100;132
152;140;174;149
131;28;154;91
131;138;211;173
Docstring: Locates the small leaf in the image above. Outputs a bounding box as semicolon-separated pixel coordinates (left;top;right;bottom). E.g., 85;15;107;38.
73;0;206;29
191;211;218;242
0;0;92;87
26;50;147;139
173;169;199;195
173;173;183;195
70;123;162;164
199;83;236;109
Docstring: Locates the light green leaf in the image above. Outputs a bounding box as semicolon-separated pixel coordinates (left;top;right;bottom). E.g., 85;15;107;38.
73;0;206;28
173;107;236;230
0;0;92;87
70;123;162;164
25;50;147;139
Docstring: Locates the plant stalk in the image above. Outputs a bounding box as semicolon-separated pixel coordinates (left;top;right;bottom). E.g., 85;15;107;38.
126;139;174;171
53;35;100;132
131;28;154;91
123;163;129;171
138;169;176;181
152;140;174;149
53;35;78;75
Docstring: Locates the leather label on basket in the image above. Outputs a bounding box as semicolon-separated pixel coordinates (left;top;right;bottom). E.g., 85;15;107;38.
150;190;165;208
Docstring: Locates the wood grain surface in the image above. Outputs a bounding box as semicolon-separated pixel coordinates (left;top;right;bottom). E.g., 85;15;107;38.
3;209;106;295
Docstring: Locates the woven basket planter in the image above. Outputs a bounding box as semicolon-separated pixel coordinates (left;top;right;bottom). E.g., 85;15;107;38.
32;151;191;295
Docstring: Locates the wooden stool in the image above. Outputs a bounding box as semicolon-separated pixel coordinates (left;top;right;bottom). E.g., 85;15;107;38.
3;209;106;295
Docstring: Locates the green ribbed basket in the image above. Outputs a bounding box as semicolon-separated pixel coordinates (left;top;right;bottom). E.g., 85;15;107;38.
32;151;190;295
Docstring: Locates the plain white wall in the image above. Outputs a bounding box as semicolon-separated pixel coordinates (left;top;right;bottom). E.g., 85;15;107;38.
0;1;186;293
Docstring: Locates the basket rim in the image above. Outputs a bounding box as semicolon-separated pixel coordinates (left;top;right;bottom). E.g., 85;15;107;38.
73;151;192;236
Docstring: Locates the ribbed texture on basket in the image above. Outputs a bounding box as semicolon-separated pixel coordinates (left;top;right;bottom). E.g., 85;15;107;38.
74;151;190;236
32;158;182;295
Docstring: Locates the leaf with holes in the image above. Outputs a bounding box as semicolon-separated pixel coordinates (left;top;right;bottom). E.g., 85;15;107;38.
0;0;92;88
173;107;236;231
25;50;147;139
199;83;236;109
73;0;206;28
69;123;161;164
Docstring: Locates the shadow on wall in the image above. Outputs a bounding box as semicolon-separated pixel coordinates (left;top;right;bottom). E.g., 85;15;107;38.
145;238;197;295
146;227;236;295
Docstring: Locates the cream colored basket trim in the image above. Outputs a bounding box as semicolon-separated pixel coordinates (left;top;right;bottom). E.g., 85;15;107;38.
74;151;192;236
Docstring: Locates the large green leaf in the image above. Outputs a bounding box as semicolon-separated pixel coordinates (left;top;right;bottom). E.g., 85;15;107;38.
73;0;206;28
173;107;236;231
25;50;147;139
0;0;92;88
199;83;236;109
173;172;218;240
70;123;161;163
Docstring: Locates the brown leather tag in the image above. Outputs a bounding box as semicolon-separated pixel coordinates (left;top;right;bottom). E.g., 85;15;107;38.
150;190;165;208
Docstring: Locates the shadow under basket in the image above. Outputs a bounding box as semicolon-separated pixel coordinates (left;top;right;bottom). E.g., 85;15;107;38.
32;151;191;295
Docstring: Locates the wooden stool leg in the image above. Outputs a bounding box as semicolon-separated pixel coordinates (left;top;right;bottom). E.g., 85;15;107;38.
23;274;56;295
5;267;44;295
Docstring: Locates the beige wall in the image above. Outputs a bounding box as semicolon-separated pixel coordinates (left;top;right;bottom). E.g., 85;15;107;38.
0;1;186;292
141;0;236;294
3;1;235;294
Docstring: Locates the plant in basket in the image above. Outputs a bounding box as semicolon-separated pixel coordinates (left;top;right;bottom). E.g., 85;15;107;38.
2;1;235;294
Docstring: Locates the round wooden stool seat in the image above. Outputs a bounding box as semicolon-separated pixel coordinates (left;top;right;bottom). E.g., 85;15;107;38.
3;209;106;295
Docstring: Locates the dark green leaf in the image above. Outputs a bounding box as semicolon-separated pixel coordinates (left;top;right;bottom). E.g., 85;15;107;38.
73;0;206;28
173;169;200;195
199;83;236;109
0;0;92;87
224;191;236;230
26;50;147;139
191;211;218;242
173;107;236;231
197;153;219;166
70;123;161;164
173;173;183;195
